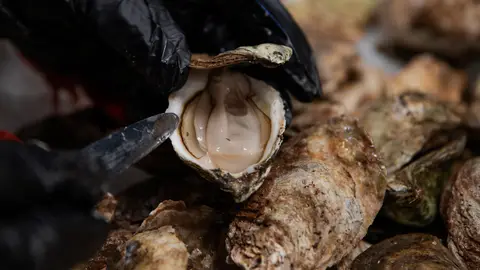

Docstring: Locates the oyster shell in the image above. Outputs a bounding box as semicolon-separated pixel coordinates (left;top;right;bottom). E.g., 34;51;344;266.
383;131;466;227
72;229;133;270
226;116;387;269
359;92;465;226
387;54;467;104
117;200;234;270
118;226;189;270
351;234;467;269
166;44;292;202
377;0;480;60
284;98;347;139
443;157;480;269
335;241;372;270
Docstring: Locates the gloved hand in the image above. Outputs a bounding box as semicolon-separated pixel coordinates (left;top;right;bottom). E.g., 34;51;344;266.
0;0;321;124
0;135;109;270
0;113;178;270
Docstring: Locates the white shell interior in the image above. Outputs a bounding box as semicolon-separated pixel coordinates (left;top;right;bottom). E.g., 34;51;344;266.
166;69;285;176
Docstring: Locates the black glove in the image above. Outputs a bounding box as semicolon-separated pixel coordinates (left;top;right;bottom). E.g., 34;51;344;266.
0;0;191;121
0;0;320;123
0;140;109;270
161;0;322;102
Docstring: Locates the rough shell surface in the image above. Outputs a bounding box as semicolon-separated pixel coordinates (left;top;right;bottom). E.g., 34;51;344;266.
445;157;480;269
351;234;467;270
118;226;189;270
285;98;347;139
134;200;233;270
226;116;387;270
190;44;293;69
359;92;463;175
360;92;465;226
383;132;466;227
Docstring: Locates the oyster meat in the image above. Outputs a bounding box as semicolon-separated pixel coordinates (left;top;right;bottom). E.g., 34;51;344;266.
351;234;467;269
226;116;386;269
166;44;292;202
359;92;466;227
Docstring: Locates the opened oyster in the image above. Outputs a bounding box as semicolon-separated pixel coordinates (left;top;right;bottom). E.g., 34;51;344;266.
166;44;292;202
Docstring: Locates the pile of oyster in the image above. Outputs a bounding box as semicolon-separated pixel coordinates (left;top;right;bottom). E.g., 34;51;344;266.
15;0;480;269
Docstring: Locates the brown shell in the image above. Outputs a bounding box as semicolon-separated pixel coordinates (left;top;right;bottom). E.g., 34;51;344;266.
118;226;189;270
387;54;467;104
95;193;118;223
285;98;347;139
360;92;465;226
182;153;277;203
351;234;467;270
383;132;466;227
72;229;133;270
314;42;386;115
226;116;387;269
335;241;372;270
359;92;463;175
189;44;292;69
119;200;235;270
377;0;480;59
444;157;480;269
